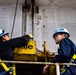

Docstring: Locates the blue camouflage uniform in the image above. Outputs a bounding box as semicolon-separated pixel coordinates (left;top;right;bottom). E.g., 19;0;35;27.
0;35;31;75
51;38;76;75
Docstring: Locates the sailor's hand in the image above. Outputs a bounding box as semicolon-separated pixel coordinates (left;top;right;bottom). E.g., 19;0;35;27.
43;65;50;74
28;34;34;39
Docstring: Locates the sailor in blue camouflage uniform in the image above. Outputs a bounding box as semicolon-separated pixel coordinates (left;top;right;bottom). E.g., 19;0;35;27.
0;29;33;75
43;28;76;75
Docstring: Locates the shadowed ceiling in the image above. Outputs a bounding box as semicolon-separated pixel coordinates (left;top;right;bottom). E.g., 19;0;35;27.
0;0;76;9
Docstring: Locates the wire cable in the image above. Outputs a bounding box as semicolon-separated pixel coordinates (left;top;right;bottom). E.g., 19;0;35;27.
11;0;19;38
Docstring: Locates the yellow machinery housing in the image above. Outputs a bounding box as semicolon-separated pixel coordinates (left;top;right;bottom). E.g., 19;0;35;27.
14;40;37;61
14;40;56;75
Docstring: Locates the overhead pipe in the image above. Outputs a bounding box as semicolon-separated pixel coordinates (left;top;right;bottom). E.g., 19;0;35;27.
31;0;35;35
22;0;27;35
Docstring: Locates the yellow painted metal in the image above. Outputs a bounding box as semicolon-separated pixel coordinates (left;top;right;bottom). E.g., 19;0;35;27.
14;40;37;61
14;40;36;54
72;54;76;60
14;54;37;61
0;59;10;72
12;65;16;75
49;65;56;75
14;40;56;75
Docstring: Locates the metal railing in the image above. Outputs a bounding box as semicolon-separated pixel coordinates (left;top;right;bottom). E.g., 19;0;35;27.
0;60;76;75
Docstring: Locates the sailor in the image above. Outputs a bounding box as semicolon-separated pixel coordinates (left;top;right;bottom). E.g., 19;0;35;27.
0;29;33;75
43;28;76;75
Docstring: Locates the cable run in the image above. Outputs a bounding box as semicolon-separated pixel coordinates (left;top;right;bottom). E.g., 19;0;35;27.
11;0;19;38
